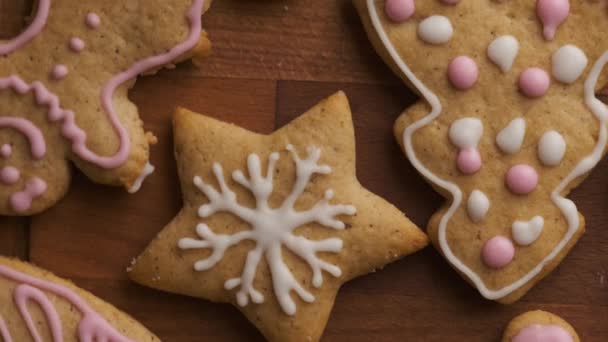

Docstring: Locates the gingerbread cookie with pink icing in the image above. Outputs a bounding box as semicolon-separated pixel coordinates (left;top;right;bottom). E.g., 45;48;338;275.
503;310;580;342
354;0;608;303
0;257;159;341
0;0;214;215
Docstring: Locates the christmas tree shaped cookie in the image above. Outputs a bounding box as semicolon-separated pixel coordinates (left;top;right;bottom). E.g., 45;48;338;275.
129;92;428;341
0;257;158;341
0;0;213;215
355;0;608;302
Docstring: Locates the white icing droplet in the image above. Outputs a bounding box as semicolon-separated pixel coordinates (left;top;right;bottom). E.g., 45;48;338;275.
487;35;519;73
128;162;155;193
552;45;588;84
418;15;453;45
512;216;544;246
496;118;526;154
538;130;566;167
449;118;483;149
467;190;490;223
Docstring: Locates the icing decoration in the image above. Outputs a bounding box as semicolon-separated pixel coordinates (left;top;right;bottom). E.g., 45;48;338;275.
538;130;566;167
506;164;538;195
536;0;570;41
10;178;47;213
385;0;415;23
0;167;20;185
51;64;69;80
552;45;588;84
512;216;544;246
418;16;453;45
0;144;11;158
0;0;50;55
0;117;46;159
519;68;550;98
467;190;490;223
482;236;515;269
367;0;608;300
86;13;101;29
487;35;519;73
178;146;356;316
128;162;156;194
0;0;205;173
0;264;134;342
448;56;479;90
512;324;574;342
496;118;526;154
449;118;483;174
69;37;86;53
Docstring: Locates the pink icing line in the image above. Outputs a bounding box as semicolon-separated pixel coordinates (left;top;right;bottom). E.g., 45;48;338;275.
0;317;11;342
0;264;134;342
0;0;205;170
0;117;46;159
9;177;47;213
0;0;50;55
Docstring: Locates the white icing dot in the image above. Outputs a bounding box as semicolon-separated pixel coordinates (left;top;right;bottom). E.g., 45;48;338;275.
512;216;544;246
418;15;453;45
538;130;566;167
496;118;526;154
552;45;588;84
467;190;490;223
449;118;483;149
487;35;519;73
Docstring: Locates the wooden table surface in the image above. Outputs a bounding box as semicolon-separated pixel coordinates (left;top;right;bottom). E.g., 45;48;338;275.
1;1;607;341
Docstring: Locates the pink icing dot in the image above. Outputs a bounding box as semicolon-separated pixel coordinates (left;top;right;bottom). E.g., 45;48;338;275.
86;13;101;29
440;0;460;4
537;0;570;40
448;56;479;90
51;65;68;80
0;144;11;158
519;67;550;98
482;236;515;269
506;164;538;195
69;37;85;52
0;166;20;185
457;148;482;175
384;0;415;23
513;324;574;342
10;177;47;213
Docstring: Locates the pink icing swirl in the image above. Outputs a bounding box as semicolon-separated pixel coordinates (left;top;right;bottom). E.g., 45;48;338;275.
0;117;46;159
0;264;134;342
513;324;574;342
0;0;51;55
536;0;570;41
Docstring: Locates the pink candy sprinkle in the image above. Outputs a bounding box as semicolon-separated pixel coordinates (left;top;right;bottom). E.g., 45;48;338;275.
0;166;20;185
51;65;69;80
519;67;550;98
384;0;415;23
482;236;515;269
448;56;479;90
457;148;482;175
86;13;101;29
537;0;570;40
0;144;11;158
506;164;539;195
69;37;85;52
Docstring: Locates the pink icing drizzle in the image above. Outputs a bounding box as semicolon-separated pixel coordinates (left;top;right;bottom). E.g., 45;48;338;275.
513;324;574;342
86;13;101;29
482;236;515;269
456;147;482;174
448;56;479;90
537;0;570;40
506;164;538;195
69;37;86;52
0;166;20;185
384;0;415;22
0;264;134;342
0;117;46;159
0;0;206;170
0;0;50;55
9;177;47;213
519;68;550;98
51;64;69;80
0;144;12;158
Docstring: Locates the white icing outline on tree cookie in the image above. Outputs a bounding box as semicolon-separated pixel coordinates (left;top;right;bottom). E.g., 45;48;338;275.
178;145;356;315
366;0;608;300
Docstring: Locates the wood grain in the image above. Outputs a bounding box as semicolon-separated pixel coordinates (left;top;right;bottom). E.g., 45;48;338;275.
2;0;608;341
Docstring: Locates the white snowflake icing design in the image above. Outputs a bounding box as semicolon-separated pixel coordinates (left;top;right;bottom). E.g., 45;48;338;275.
178;145;357;315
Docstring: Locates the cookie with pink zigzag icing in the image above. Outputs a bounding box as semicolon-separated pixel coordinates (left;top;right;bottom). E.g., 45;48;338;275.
0;0;213;215
0;257;158;342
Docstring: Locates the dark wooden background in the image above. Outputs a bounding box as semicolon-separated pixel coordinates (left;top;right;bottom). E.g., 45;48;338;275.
1;1;607;341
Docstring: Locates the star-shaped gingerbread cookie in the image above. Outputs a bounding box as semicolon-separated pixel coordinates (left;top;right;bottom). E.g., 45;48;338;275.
0;0;213;215
128;91;429;341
